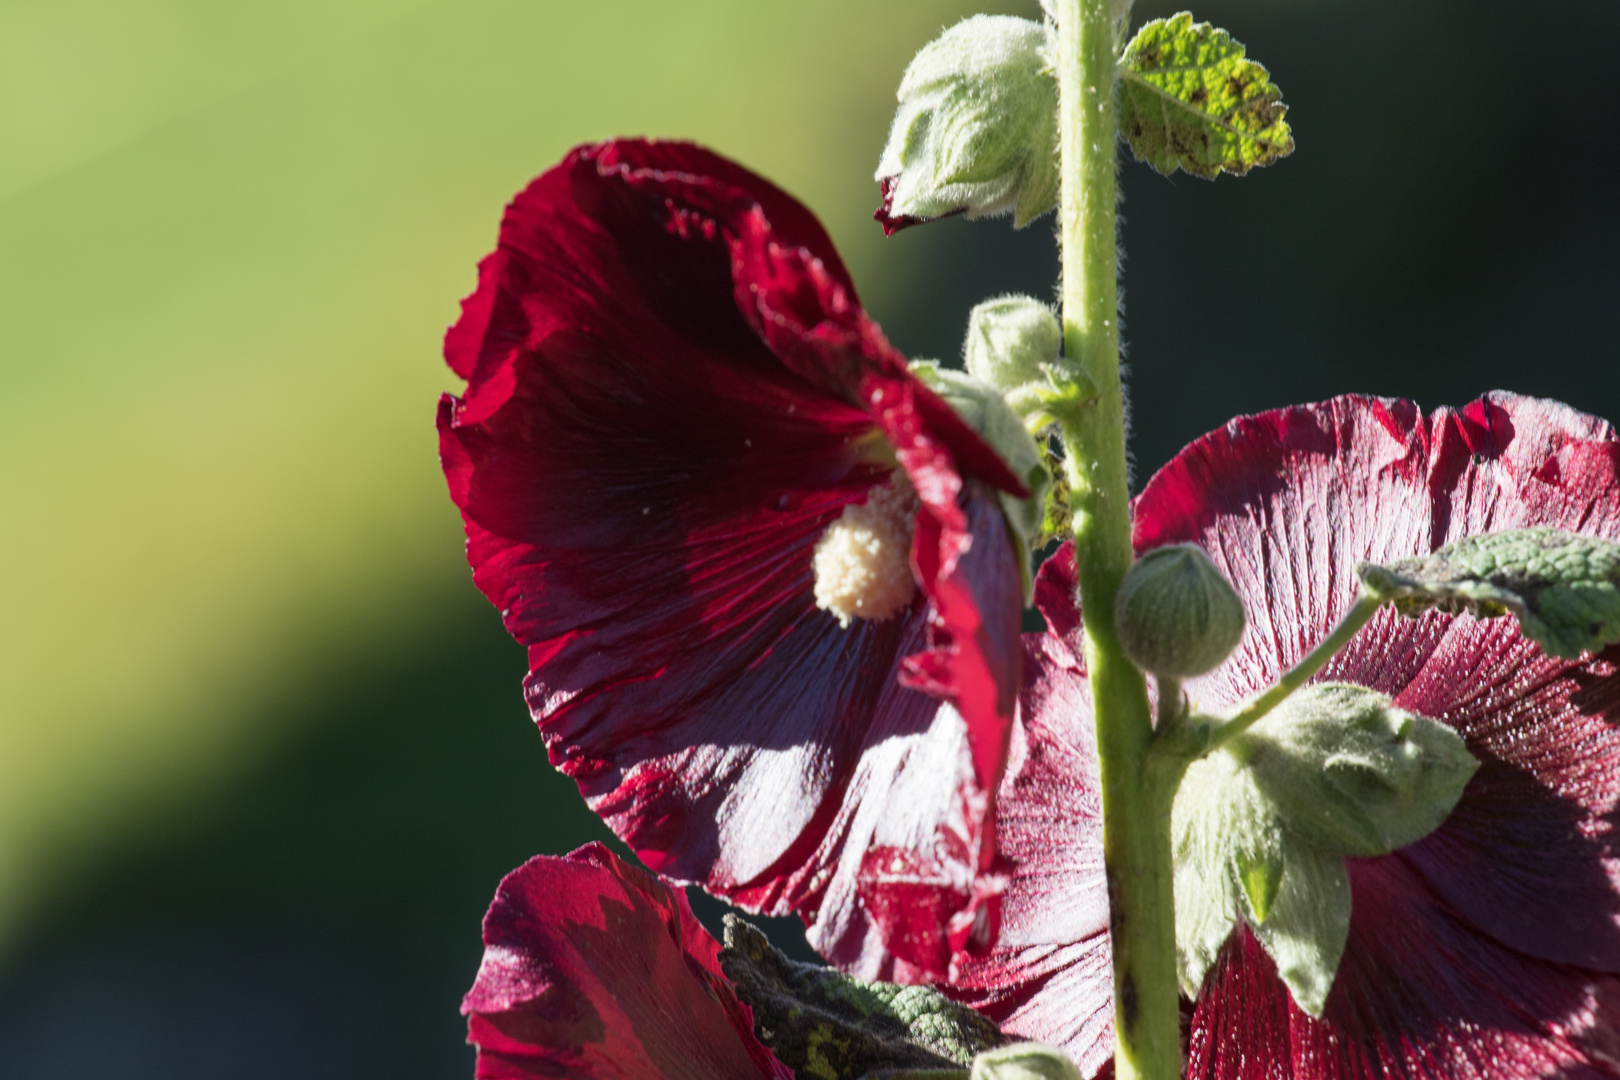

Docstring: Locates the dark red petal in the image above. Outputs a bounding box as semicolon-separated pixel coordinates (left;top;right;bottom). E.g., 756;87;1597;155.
822;491;1024;981
1188;857;1620;1080
462;844;791;1080
1032;540;1081;643
439;140;1026;972
594;140;858;301
945;633;1115;1076
872;176;965;236
1133;392;1620;971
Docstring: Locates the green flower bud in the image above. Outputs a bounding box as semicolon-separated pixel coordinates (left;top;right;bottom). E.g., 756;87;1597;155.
971;1043;1084;1080
1173;683;1478;1016
1116;544;1246;678
1233;683;1480;857
874;15;1059;231
909;362;1050;599
963;296;1062;392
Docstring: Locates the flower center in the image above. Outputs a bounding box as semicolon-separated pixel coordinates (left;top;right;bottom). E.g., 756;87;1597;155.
812;473;920;628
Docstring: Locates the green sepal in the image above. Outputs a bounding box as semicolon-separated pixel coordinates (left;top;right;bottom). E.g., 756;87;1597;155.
1174;685;1475;1015
1115;544;1246;679
1233;684;1479;857
910;362;1050;600
1118;12;1293;179
719;916;1004;1078
1173;749;1351;1017
1359;527;1620;659
963;296;1063;394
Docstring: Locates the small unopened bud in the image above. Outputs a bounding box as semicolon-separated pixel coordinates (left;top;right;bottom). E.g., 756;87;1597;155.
874;15;1059;233
971;1044;1083;1080
1116;544;1245;678
964;296;1062;391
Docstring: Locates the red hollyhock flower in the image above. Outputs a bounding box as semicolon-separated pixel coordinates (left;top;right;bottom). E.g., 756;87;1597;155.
437;140;1029;978
462;843;793;1080
942;392;1620;1080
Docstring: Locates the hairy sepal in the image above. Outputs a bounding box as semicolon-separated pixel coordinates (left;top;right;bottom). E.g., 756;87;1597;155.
1174;685;1475;1015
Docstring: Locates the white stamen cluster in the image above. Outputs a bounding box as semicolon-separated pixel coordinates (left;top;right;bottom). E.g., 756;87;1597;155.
812;475;920;628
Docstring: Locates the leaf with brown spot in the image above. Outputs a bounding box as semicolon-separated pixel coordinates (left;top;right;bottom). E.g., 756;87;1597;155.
1358;527;1620;659
1118;12;1294;179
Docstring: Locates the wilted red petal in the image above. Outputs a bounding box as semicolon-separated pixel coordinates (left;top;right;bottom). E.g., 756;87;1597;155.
873;176;964;236
438;139;1026;975
462;843;791;1080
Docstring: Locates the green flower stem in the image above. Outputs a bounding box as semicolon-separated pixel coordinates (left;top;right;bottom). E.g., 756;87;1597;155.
1201;592;1384;755
1053;2;1181;1080
1155;676;1184;730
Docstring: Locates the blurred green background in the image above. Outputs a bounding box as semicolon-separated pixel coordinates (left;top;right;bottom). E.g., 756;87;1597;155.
1;0;1616;1075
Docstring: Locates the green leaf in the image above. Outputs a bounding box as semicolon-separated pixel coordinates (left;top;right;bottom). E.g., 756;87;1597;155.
720;916;1005;1078
1037;439;1072;548
1358;527;1620;659
1117;12;1294;179
1234;846;1281;923
1171;752;1261;997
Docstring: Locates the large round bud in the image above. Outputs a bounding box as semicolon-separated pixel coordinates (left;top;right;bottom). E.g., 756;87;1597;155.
1115;544;1245;678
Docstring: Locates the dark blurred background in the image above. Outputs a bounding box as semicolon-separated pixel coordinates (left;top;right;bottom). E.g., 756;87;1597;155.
1;0;1615;1076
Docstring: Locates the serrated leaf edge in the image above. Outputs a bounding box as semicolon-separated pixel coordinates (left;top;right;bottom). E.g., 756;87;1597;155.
1116;67;1293;155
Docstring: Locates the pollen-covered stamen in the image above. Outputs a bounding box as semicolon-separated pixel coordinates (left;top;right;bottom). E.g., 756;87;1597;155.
812;473;920;627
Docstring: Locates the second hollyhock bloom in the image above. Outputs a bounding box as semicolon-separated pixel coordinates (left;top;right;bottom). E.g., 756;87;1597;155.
438;140;1032;977
943;392;1620;1080
463;844;792;1080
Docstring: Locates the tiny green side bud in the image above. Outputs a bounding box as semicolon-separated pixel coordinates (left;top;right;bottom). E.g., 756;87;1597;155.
970;1043;1083;1080
964;296;1062;392
1116;544;1246;678
875;15;1059;232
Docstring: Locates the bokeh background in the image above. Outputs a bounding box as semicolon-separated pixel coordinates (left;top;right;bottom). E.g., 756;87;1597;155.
2;0;1616;1075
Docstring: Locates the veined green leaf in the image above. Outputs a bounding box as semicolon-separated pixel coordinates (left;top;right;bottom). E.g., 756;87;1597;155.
719;916;1004;1076
1359;527;1620;659
1117;12;1293;179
